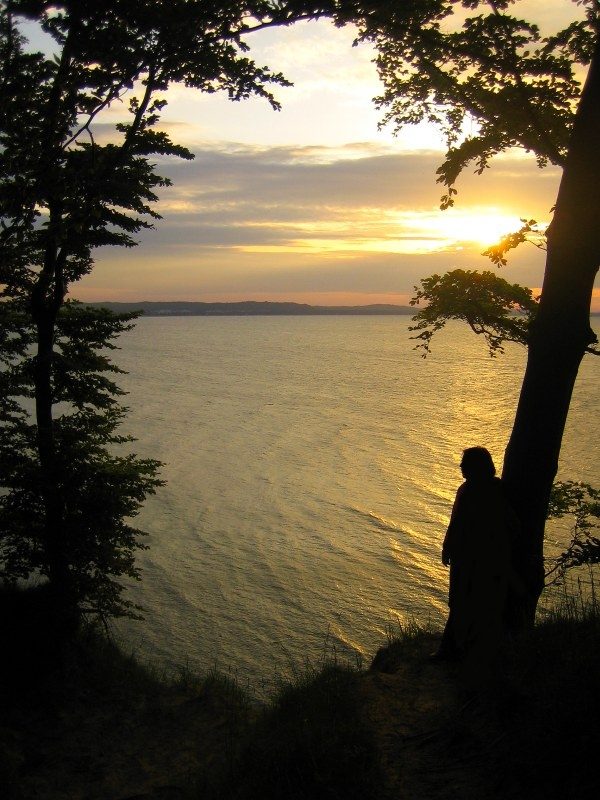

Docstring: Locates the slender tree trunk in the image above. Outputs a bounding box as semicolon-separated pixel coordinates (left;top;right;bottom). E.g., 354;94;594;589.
31;294;81;646
30;198;74;629
502;35;600;624
33;308;68;586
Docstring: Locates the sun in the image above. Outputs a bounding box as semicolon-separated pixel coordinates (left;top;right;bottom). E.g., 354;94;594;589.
434;209;524;248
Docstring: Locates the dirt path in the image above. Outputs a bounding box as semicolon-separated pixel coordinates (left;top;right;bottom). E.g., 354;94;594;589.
358;635;506;800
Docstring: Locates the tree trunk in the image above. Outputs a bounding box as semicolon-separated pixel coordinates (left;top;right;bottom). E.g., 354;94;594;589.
31;300;80;642
502;35;600;625
33;309;68;587
30;207;75;629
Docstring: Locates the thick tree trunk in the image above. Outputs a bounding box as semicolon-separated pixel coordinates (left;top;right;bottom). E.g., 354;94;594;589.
502;35;600;625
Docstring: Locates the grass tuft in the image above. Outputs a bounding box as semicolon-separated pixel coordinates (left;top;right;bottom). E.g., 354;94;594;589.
204;662;383;799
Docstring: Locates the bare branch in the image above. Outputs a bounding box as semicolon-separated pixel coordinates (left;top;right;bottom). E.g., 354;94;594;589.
62;83;127;151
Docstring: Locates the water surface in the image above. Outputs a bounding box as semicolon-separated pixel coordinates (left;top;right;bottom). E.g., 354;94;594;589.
112;317;599;690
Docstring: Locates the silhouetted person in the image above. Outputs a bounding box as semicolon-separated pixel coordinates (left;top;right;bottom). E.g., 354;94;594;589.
434;447;519;676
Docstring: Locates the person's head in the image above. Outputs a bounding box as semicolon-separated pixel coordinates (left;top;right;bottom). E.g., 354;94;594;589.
460;447;496;481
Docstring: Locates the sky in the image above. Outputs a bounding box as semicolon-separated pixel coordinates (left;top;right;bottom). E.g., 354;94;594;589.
26;2;600;308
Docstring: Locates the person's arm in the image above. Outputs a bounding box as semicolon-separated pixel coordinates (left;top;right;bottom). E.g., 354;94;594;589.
442;541;451;567
442;483;466;566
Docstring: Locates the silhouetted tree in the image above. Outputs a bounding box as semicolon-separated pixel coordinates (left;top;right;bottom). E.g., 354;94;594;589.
334;0;600;621
0;0;332;620
0;300;162;621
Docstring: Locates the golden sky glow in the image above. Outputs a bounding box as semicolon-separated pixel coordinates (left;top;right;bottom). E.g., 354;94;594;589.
225;208;529;256
21;5;591;310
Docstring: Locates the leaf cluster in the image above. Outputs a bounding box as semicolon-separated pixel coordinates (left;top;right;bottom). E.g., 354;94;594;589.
482;217;546;266
409;268;537;355
340;2;598;357
0;301;163;620
546;481;600;582
347;0;594;206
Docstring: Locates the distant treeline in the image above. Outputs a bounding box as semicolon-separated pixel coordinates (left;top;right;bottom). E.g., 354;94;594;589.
84;301;415;316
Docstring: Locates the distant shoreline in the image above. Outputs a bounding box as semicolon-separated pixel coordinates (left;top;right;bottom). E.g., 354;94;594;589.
84;300;415;316
83;300;600;317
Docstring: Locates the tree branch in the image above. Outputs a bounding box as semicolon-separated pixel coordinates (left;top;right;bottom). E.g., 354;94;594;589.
62;82;127;151
240;10;332;35
119;62;158;159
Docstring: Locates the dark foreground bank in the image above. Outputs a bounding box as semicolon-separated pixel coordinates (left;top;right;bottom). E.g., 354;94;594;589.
1;585;599;800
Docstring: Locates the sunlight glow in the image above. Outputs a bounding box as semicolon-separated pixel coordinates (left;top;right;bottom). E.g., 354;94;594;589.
235;208;532;257
410;209;526;249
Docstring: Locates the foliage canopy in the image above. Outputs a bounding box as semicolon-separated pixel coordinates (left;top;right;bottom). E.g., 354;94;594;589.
348;0;595;206
409;268;537;356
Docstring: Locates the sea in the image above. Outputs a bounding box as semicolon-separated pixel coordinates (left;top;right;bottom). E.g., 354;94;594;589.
111;316;599;693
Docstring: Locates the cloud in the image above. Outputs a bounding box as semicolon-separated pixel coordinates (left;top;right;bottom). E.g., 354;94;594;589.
156;141;560;211
79;140;561;303
145;143;559;253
